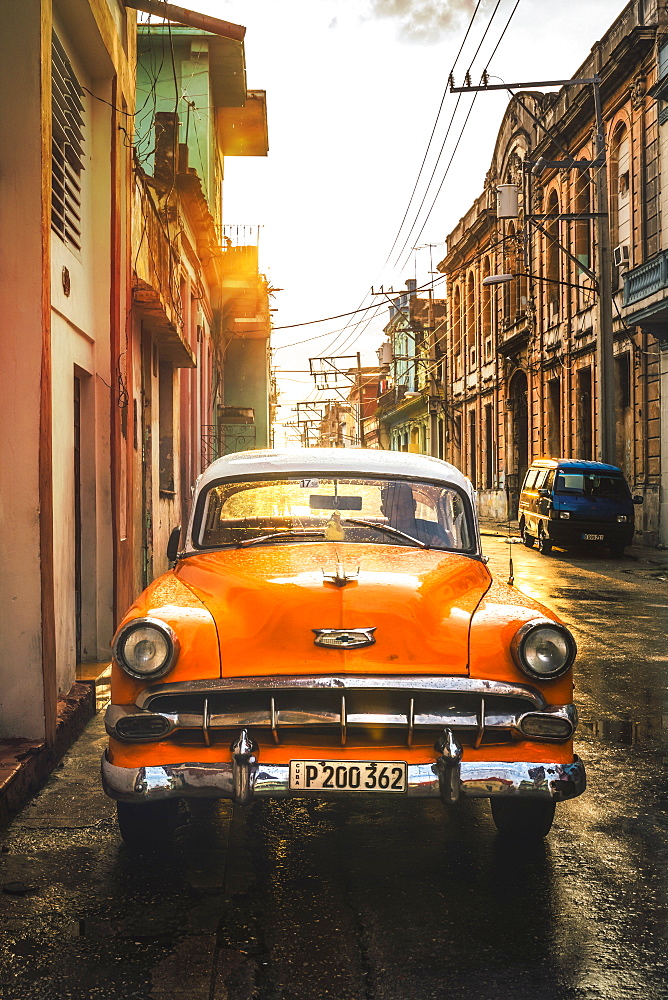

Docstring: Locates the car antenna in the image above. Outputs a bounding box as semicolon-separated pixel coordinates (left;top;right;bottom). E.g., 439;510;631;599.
507;489;514;587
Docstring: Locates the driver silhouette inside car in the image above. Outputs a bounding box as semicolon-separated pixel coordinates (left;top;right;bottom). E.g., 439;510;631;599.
379;482;450;548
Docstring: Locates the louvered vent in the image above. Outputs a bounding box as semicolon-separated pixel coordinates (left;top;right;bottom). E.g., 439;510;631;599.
51;33;84;251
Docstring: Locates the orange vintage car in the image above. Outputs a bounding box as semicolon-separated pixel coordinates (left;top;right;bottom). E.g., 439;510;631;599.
102;448;585;846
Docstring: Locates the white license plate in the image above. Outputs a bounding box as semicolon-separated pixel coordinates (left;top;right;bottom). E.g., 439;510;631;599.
289;760;407;793
581;533;604;540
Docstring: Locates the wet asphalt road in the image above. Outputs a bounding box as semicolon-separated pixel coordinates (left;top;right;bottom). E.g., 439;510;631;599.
2;536;668;999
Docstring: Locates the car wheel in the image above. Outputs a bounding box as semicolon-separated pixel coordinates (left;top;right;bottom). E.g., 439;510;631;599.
490;798;556;838
609;542;625;559
116;799;180;850
537;528;552;555
521;522;535;548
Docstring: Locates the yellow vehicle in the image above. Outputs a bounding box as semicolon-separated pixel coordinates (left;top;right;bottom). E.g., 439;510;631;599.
102;449;585;847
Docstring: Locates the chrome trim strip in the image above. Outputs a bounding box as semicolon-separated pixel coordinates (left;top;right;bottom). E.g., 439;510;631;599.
101;752;586;804
136;675;548;709
341;694;347;746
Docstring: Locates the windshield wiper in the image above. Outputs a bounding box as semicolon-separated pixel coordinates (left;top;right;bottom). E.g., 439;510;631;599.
237;530;326;549
342;518;427;548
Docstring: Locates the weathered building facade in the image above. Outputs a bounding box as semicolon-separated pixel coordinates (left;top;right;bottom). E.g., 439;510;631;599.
438;0;665;543
123;18;270;605
0;0;136;743
0;3;272;763
376;283;447;455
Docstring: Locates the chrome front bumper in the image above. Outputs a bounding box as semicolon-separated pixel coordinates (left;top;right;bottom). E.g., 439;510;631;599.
101;742;586;807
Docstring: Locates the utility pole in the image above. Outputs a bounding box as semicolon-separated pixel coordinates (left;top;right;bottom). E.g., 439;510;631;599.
592;82;615;465
356;351;366;448
427;289;439;457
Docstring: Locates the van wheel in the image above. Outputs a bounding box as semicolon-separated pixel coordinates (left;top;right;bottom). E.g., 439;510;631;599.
521;522;535;548
609;542;625;559
116;799;180;850
537;528;552;555
490;798;556;838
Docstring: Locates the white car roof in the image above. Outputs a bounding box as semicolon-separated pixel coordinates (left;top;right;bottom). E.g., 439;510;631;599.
195;448;474;498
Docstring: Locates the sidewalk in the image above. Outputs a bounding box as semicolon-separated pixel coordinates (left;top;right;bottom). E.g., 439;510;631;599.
0;662;110;827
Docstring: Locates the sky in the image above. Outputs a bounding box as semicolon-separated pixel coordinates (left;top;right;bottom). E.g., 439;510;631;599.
176;0;630;440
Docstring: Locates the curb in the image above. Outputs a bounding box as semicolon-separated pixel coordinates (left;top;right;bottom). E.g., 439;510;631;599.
0;667;109;829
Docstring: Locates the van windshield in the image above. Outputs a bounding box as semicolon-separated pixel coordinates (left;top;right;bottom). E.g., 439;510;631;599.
555;472;628;497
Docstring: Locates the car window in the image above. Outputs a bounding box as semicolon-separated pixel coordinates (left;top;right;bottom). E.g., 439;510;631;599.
522;470;538;491
555;472;628;497
534;470;550;490
195;477;474;552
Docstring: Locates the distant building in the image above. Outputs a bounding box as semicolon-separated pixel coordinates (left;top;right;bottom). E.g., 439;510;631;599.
374;281;447;455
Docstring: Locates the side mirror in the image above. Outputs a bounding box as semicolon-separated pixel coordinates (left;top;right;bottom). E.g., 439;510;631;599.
538;489;550;498
632;495;644;505
167;525;181;563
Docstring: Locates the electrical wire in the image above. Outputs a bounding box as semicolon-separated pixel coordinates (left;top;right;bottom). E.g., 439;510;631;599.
381;0;488;269
399;0;523;266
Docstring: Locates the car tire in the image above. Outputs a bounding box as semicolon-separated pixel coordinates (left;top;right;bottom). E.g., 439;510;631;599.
537;528;552;555
609;542;625;559
490;798;556;838
116;799;180;850
520;522;535;548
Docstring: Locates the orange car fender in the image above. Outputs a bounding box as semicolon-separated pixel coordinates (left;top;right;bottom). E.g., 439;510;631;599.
111;571;221;704
468;578;574;706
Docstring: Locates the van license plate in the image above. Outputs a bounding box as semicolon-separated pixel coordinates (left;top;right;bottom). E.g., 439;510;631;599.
581;533;604;541
289;760;407;793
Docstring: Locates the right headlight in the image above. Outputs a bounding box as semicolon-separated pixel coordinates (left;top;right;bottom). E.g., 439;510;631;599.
511;619;576;680
112;617;179;680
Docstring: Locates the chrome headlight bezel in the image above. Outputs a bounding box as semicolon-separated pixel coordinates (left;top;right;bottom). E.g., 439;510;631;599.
112;617;180;681
511;618;576;681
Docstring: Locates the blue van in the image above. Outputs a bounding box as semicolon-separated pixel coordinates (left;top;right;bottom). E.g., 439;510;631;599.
518;459;642;558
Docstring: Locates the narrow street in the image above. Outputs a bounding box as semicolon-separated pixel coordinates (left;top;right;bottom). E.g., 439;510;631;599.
2;538;668;1000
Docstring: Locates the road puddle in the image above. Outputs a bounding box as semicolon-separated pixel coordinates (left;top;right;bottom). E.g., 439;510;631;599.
580;718;639;744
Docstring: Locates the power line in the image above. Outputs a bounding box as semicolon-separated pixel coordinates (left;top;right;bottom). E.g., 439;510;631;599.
381;0;487;269
398;0;523;265
389;0;506;271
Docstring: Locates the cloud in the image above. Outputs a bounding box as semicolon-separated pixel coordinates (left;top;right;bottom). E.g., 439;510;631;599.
364;0;482;44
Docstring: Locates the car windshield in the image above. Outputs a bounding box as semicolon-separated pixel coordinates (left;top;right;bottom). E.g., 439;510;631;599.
194;477;473;552
555;472;628;497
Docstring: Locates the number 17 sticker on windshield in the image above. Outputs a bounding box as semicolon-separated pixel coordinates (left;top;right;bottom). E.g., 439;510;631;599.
289;760;407;792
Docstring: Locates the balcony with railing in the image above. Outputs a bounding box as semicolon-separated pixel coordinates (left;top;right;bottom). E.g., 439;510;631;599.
623;249;668;330
132;171;195;367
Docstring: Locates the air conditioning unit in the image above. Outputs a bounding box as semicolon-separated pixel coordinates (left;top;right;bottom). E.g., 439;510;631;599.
613;245;630;268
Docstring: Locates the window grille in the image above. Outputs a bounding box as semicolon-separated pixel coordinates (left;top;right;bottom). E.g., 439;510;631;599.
51;33;84;251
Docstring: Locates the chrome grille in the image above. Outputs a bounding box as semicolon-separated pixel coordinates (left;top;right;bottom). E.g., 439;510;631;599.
136;676;547;748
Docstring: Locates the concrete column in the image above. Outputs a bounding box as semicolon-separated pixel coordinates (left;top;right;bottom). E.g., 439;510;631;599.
660;340;668;547
0;0;53;739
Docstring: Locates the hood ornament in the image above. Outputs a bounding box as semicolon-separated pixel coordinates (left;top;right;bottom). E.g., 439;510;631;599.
313;628;376;650
322;562;359;587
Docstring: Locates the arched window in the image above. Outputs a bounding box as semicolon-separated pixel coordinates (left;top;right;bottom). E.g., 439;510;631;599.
466;272;476;368
545;189;560;322
574;169;592;310
610;122;630;290
482;257;492;361
453;285;462;376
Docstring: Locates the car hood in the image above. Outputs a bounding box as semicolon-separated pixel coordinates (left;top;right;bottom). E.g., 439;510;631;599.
175;542;492;677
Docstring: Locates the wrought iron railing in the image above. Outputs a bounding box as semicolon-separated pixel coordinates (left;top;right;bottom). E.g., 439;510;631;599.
201;423;257;466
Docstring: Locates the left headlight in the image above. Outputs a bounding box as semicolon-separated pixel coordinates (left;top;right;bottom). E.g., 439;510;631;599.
511;619;576;680
112;617;179;680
